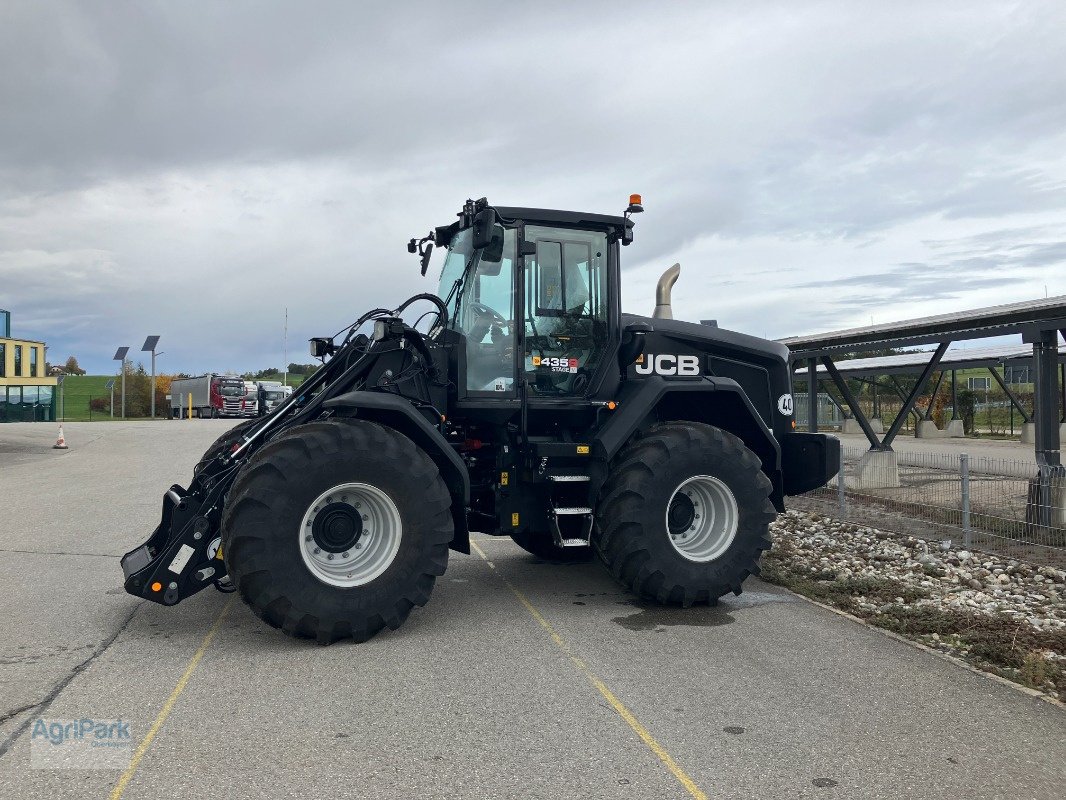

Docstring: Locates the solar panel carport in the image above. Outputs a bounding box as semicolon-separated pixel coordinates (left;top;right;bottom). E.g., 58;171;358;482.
780;295;1066;469
794;342;1066;447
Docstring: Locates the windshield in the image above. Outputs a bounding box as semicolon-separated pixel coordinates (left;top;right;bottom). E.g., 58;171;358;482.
436;228;474;314
219;383;244;397
435;226;518;334
266;391;284;400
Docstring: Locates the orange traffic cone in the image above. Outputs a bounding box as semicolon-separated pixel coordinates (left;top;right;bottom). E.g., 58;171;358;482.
53;425;69;450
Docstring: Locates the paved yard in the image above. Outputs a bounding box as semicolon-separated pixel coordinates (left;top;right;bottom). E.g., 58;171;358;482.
0;421;1063;798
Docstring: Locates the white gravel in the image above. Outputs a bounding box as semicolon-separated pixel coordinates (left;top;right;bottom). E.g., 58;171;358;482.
768;510;1066;633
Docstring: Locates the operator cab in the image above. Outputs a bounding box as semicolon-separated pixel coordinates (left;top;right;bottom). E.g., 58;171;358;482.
432;199;634;406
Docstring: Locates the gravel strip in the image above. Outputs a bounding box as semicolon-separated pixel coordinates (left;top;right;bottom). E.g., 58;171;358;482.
764;510;1066;700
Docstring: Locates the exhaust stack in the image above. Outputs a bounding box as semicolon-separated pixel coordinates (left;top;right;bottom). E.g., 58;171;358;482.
652;263;681;319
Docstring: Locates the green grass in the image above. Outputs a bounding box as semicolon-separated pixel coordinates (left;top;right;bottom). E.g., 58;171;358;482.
55;373;309;421
56;375;120;421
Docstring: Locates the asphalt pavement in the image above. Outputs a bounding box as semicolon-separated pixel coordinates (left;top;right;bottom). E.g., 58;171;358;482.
0;421;1063;799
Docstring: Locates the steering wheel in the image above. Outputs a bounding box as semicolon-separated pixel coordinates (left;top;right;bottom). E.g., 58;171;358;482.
469;301;507;328
466;301;512;374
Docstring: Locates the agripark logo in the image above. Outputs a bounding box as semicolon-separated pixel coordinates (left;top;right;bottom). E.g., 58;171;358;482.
29;718;133;769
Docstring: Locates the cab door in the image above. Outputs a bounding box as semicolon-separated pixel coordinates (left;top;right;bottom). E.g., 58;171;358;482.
452;227;519;400
521;225;611;399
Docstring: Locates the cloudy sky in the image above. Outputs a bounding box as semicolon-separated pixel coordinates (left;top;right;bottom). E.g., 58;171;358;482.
2;1;1065;374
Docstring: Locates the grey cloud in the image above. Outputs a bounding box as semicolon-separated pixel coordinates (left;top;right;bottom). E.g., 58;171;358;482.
2;1;1066;371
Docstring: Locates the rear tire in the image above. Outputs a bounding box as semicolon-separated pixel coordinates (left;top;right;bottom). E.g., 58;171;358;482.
594;421;776;606
510;529;592;563
222;419;454;644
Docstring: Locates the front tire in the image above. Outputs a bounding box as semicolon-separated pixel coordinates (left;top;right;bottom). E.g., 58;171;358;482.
222;419;454;643
594;422;776;606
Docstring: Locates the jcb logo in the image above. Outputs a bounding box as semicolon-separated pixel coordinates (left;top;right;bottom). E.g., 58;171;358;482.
635;354;701;377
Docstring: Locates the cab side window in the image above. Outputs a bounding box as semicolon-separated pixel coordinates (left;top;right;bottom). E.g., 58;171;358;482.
523;226;608;396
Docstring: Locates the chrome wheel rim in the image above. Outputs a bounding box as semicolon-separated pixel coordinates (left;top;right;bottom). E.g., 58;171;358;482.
298;482;401;587
666;475;739;562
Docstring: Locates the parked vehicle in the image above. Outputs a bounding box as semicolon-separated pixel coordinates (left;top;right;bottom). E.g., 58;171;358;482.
169;374;247;418
256;381;286;415
124;196;838;644
242;381;258;417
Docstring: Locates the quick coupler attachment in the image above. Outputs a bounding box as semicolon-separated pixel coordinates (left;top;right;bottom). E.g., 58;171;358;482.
120;484;227;606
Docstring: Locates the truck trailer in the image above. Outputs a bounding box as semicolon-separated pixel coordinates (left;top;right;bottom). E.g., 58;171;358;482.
169;374;247;419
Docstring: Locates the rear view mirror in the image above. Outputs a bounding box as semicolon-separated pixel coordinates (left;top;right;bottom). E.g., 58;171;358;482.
472;208;497;249
617;321;652;368
480;224;505;265
419;242;433;273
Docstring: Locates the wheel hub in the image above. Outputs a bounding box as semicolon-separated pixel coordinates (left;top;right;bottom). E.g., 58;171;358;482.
299;483;402;587
665;475;739;562
667;493;696;534
312;502;363;553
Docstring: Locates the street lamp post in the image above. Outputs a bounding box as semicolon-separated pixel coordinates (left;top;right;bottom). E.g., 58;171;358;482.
141;336;161;418
114;347;129;419
56;374;65;422
106;379;115;418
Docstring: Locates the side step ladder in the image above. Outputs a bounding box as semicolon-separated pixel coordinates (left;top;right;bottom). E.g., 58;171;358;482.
547;474;593;548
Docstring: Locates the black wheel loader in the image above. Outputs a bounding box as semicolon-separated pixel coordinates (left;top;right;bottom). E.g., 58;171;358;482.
120;196;839;643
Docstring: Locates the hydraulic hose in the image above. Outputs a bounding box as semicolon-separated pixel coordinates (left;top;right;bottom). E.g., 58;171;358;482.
395;293;449;331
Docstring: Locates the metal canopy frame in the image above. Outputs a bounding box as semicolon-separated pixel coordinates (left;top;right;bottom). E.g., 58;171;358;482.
784;300;1065;465
781;295;1066;357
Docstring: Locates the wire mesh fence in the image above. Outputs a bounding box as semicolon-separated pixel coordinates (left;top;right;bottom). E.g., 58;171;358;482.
790;442;1066;565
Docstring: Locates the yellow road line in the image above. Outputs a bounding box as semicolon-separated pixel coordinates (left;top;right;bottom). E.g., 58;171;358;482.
110;596;235;800
468;541;708;800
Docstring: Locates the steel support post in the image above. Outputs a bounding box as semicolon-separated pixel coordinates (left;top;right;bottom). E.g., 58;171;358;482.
1032;330;1061;466
888;376;923;423
923;370;946;420
837;439;846;518
1060;360;1065;423
951;370;959;420
987;365;1031;422
821;357;882;449
882;342;950;449
960;453;972;549
807;357;818;432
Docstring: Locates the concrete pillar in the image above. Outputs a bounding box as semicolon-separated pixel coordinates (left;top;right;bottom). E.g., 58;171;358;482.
945;419;965;437
846;449;900;490
1021;423;1036;444
1053;480;1066;529
916;420;945;439
842;418;864;434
